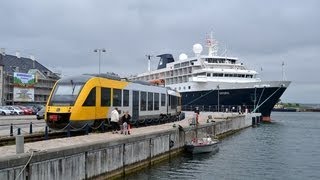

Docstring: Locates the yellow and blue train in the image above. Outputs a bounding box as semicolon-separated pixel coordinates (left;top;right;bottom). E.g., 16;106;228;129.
45;74;181;130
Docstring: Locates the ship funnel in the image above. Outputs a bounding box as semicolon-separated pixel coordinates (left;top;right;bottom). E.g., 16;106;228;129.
156;54;174;70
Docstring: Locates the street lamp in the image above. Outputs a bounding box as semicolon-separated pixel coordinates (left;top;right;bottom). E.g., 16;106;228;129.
94;48;106;74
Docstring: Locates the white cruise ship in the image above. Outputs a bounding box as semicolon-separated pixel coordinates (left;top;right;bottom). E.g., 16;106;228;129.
129;34;291;121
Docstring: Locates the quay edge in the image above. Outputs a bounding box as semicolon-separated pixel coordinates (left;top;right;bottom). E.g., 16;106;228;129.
0;112;260;180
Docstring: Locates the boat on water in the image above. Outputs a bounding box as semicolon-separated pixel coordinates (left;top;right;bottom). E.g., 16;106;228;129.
128;33;291;122
185;137;219;154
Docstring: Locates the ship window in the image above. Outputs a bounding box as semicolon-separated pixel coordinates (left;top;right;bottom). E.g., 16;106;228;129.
140;91;146;111
83;87;96;106
101;87;111;106
154;93;159;110
148;92;153;111
161;93;166;106
198;72;206;76
123;89;129;107
188;86;191;89
113;89;122;106
207;73;211;77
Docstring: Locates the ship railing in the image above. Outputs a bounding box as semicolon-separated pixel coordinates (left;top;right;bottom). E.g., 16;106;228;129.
182;105;256;113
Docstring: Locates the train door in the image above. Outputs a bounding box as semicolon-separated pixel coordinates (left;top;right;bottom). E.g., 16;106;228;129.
132;91;139;120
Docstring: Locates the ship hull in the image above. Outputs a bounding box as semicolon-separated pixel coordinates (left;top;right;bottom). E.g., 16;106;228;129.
180;83;289;117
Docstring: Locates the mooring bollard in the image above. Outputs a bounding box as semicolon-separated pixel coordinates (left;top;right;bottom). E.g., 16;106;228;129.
29;122;33;134
252;117;256;127
17;128;21;135
67;124;71;137
16;134;24;154
85;124;89;135
45;126;49;140
10;124;13;136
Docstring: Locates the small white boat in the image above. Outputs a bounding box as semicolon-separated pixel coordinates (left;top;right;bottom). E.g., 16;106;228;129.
185;137;219;154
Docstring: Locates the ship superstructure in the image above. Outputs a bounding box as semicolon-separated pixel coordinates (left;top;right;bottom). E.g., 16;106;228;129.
129;33;290;121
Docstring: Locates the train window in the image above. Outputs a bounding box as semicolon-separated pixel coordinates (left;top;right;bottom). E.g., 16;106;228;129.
154;93;159;110
168;95;171;106
148;92;153;111
140;91;146;111
123;90;129;107
161;93;166;106
113;89;122;106
101;87;111;106
171;95;177;109
83;87;96;106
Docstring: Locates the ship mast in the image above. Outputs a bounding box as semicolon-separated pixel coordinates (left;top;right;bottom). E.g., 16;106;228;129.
206;32;218;57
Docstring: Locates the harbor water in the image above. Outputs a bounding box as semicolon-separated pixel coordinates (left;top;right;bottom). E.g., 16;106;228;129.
126;112;320;180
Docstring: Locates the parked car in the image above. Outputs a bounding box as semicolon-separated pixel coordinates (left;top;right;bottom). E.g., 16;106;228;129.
26;106;38;115
6;106;24;115
0;107;13;115
36;107;45;120
16;106;33;115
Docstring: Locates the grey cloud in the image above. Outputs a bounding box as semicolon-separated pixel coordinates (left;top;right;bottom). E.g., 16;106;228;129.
0;0;319;103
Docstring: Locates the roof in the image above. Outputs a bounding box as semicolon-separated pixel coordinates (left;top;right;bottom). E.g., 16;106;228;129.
0;54;59;79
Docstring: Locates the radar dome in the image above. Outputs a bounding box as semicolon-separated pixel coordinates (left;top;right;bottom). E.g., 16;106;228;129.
179;53;188;60
193;43;203;55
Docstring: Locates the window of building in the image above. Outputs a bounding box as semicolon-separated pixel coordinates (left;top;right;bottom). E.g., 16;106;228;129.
113;88;122;106
207;73;211;77
101;87;111;106
154;93;159;110
122;89;129;107
148;92;153;111
83;87;96;106
188;86;191;89
140;91;146;111
161;93;166;106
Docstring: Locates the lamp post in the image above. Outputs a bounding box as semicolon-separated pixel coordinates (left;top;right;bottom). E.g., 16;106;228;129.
94;48;106;74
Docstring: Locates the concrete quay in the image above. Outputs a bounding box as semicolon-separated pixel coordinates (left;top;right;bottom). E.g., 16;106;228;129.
0;111;261;180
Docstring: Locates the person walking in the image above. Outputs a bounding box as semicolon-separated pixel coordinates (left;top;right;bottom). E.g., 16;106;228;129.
110;107;120;134
121;111;131;135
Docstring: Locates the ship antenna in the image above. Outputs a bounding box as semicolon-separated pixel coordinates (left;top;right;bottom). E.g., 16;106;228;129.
146;54;153;72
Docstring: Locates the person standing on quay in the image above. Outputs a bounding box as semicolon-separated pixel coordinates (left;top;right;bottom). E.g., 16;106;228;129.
121;111;131;135
111;107;120;133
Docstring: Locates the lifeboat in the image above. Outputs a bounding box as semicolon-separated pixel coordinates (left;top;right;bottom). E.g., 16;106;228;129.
149;79;165;85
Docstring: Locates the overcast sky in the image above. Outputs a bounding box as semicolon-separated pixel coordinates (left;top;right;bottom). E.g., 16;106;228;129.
0;0;319;103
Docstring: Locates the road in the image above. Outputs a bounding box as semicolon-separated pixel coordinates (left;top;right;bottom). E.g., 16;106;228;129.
0;115;46;137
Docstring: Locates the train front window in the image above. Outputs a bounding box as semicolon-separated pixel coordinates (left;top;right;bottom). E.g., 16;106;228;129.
49;84;83;106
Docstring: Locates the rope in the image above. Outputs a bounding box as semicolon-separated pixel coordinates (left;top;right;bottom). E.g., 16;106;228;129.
90;121;104;130
69;123;88;131
31;123;46;127
15;150;34;180
51;123;71;132
252;85;283;113
256;86;266;109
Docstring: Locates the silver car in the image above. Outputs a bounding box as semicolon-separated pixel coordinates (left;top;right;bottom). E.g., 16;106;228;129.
0;107;13;115
36;107;45;120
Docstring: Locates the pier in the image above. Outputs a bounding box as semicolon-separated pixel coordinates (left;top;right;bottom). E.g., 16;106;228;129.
0;112;260;180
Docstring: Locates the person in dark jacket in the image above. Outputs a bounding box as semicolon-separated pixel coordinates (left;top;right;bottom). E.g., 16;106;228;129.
121;111;131;135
